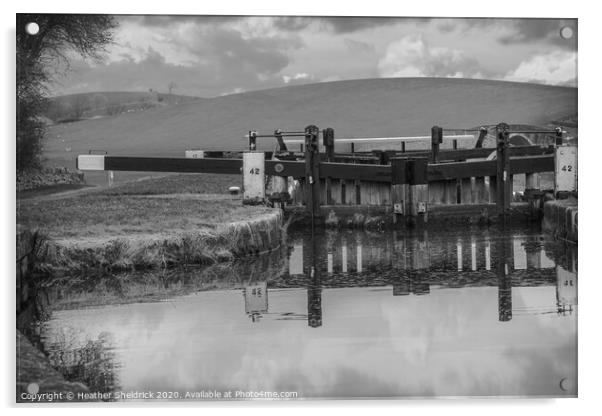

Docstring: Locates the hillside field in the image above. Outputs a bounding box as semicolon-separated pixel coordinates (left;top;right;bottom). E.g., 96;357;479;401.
42;77;577;185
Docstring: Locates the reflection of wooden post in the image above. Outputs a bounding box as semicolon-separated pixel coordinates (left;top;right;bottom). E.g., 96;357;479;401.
471;238;477;271
496;238;512;322
457;239;463;271
393;277;411;296
525;237;542;269
326;230;336;274
307;232;322;328
341;238;348;273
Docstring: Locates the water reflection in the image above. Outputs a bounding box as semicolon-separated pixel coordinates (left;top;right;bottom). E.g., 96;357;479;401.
281;228;577;326
243;282;268;322
39;227;577;398
45;329;120;396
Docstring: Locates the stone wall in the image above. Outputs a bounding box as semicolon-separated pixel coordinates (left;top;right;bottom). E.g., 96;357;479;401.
542;198;578;243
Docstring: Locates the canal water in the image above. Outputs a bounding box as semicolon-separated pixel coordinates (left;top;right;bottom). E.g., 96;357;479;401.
37;226;577;399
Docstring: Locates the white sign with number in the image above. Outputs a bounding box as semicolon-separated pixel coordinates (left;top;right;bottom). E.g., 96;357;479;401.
554;146;577;193
244;282;268;314
243;152;265;202
185;150;204;159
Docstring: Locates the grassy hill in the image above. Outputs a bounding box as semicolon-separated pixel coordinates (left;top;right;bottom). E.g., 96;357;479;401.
44;91;202;123
43;78;577;177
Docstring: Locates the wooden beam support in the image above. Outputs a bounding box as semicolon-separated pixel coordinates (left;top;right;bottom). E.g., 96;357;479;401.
102;156;243;174
304;125;321;218
496;123;511;217
431;125;442;163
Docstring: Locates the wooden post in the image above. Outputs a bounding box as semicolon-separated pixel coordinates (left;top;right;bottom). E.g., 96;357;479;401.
323;128;335;204
268;153;288;207
496;123;510;217
274;129;288;152
391;158;409;224
496;237;512;322
431;125;442;163
525;172;541;219
475;127;488;148
409;158;429;226
248;130;257;151
555;127;563;146
323;128;335;161
304;125;321;218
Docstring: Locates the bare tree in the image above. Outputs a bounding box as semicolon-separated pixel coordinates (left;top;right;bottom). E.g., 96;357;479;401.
17;14;118;171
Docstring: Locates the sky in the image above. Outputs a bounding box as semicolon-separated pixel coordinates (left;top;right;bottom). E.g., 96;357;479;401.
49;16;578;98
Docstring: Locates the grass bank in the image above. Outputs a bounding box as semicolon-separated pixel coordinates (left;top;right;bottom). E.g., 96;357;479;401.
17;176;285;274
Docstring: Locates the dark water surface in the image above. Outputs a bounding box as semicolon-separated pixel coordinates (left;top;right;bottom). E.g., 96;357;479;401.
38;226;577;399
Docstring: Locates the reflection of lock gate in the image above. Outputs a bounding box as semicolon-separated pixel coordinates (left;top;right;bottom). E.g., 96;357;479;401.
76;123;573;225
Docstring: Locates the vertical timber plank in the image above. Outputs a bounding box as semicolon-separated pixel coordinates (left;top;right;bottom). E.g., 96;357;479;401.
461;178;473;204
360;181;369;205
429;181;446;205
475;177;486;203
489;176;497;204
331;179;342;205
345;180;355;205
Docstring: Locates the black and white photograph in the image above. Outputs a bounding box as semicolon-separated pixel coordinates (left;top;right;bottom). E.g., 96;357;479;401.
12;5;581;404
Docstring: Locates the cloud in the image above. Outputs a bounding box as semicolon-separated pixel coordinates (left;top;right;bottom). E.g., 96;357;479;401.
273;16;426;33
437;18;577;49
377;34;485;79
50;22;305;97
504;51;577;86
344;39;375;54
119;15;243;28
498;19;577;48
282;72;316;85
